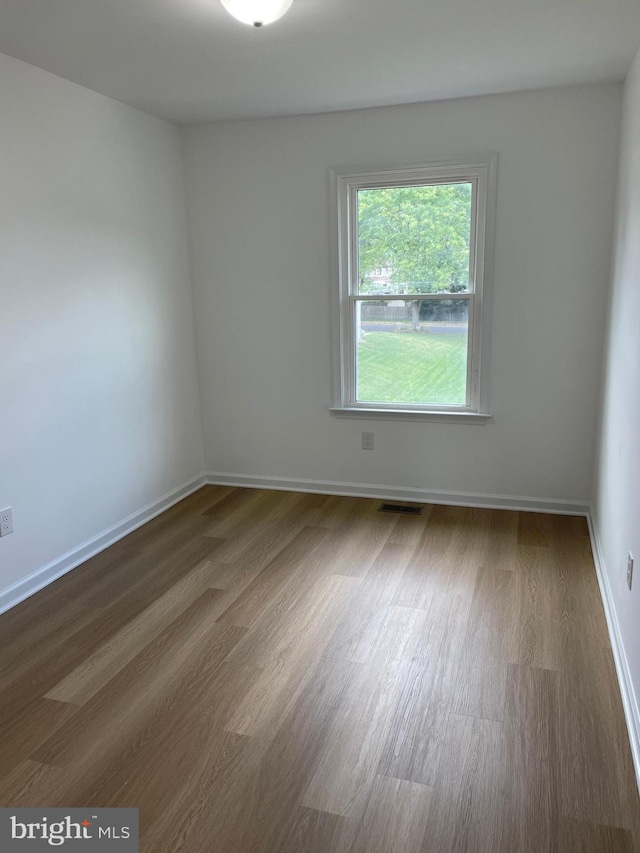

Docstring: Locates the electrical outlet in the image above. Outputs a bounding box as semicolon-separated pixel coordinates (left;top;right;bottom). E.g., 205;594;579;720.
362;432;375;451
0;508;13;537
628;552;634;591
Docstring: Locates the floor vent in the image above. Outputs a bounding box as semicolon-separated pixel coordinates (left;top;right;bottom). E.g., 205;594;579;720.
378;503;423;515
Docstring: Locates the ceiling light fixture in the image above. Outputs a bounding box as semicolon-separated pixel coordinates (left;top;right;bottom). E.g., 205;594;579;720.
220;0;293;27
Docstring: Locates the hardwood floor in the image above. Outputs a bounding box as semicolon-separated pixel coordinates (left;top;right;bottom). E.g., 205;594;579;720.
0;486;638;852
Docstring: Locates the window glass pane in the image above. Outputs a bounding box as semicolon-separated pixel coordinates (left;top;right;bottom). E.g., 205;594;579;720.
355;299;469;406
357;183;472;295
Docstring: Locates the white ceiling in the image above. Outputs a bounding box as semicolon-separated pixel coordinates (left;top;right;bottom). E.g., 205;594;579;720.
1;0;639;124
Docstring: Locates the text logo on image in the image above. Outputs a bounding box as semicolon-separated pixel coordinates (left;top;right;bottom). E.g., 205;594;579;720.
0;809;139;851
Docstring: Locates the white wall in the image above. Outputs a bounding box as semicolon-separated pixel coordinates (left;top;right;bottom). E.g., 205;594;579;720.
0;65;626;613
182;84;621;504
594;47;640;764
0;53;204;598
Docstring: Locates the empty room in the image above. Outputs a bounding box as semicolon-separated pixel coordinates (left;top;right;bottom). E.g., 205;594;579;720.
1;0;640;850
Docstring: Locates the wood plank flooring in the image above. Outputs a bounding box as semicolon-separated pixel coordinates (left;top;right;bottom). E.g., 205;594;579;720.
0;486;638;852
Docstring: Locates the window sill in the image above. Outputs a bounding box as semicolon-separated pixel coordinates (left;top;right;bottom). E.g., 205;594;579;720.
330;407;492;424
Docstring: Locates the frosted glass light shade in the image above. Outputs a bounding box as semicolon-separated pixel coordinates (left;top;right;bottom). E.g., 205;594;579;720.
220;0;293;26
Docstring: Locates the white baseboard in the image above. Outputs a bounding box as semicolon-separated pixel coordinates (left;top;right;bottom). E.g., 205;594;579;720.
0;474;208;616
205;471;590;516
587;508;640;796
0;471;590;618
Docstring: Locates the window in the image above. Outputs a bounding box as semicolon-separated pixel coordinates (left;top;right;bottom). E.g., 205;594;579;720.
330;156;497;421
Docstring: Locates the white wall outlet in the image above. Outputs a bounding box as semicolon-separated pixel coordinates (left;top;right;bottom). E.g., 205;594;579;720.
0;508;14;537
362;432;375;451
627;552;634;591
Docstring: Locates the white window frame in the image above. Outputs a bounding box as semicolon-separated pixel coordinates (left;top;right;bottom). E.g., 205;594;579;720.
330;154;497;423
